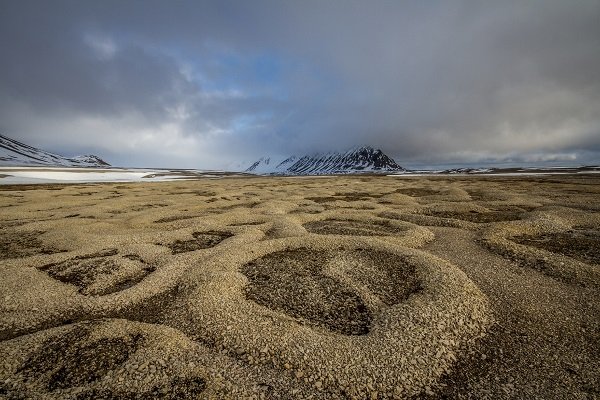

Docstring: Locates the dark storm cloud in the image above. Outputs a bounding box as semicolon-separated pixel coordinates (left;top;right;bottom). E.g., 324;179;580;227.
1;0;599;168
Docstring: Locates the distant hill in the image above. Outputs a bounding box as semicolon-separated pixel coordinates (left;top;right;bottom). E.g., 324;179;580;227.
245;146;405;175
0;134;110;167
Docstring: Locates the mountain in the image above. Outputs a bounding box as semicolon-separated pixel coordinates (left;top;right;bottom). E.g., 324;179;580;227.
0;134;110;167
245;146;404;175
245;155;298;174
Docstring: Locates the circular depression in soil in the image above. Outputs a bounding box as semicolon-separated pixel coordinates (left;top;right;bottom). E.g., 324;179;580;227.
19;326;141;391
482;220;600;287
186;236;492;397
424;209;524;223
241;248;421;335
0;229;64;260
511;228;600;265
167;231;233;254
0;320;212;399
303;218;408;236
37;249;155;296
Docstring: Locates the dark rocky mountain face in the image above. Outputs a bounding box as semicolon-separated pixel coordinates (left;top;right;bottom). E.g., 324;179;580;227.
71;155;111;166
246;146;404;175
0;134;110;167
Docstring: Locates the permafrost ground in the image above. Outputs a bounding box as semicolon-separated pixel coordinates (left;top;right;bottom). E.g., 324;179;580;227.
0;175;598;399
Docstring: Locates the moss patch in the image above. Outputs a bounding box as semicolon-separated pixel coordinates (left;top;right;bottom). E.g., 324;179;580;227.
18;325;142;391
0;230;63;260
425;210;523;223
168;231;233;254
241;248;372;335
303;219;408;236
512;228;600;265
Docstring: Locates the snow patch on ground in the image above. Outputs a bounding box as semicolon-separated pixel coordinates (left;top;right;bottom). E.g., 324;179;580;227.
0;167;228;184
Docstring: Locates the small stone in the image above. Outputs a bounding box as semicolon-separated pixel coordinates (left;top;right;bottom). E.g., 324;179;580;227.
315;381;323;390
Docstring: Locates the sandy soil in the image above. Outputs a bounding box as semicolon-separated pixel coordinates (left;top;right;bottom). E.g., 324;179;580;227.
0;175;598;399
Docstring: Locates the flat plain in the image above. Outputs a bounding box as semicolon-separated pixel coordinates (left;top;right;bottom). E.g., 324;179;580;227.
0;175;598;399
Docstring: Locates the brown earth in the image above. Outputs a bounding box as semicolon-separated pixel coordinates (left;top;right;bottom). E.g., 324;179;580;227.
0;174;598;399
511;228;600;266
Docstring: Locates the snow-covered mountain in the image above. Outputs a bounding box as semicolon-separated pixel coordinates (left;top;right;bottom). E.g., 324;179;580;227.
245;146;405;175
245;155;298;174
0;134;110;167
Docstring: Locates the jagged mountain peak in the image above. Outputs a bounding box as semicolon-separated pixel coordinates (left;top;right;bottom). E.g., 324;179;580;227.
71;155;111;166
245;146;404;175
0;134;110;167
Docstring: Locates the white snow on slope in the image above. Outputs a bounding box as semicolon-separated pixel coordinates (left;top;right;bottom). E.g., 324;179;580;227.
245;156;299;174
0;134;110;167
245;146;404;175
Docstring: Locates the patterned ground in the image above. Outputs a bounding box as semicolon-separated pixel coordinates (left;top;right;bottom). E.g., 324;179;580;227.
0;175;598;399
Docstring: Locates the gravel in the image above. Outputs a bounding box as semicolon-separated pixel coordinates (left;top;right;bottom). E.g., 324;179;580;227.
0;174;597;399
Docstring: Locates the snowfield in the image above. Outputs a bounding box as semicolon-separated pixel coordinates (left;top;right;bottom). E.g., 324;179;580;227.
0;167;237;184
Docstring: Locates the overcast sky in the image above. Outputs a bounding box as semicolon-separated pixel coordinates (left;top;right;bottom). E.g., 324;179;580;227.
1;1;599;169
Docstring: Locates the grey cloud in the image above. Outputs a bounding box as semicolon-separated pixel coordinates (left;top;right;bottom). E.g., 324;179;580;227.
1;0;599;168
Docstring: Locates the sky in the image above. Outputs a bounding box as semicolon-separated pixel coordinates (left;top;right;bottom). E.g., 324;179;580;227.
1;0;599;169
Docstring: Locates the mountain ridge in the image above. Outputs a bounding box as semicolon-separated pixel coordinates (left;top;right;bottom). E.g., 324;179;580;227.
245;146;404;175
0;134;110;167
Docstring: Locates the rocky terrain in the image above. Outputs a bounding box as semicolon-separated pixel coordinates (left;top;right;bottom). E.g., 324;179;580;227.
246;146;405;175
0;174;598;399
0;134;110;167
